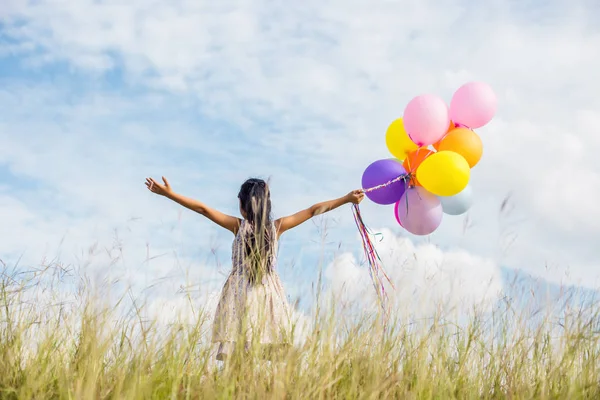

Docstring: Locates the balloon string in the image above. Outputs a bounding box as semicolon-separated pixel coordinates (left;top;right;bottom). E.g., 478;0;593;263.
352;205;395;289
362;173;412;193
353;172;414;327
352;203;392;327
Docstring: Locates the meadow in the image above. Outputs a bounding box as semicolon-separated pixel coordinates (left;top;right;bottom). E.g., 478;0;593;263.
1;249;599;400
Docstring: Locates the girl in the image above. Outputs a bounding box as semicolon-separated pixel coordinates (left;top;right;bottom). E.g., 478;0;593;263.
145;176;364;361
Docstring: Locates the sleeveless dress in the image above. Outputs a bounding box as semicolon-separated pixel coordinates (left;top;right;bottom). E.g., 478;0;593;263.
212;220;292;360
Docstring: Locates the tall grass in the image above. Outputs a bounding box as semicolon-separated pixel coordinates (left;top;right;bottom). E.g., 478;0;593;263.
1;252;599;399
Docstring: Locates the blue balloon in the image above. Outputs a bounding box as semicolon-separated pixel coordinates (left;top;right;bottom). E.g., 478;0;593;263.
439;184;473;215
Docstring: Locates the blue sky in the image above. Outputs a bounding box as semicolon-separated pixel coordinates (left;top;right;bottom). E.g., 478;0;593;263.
1;0;599;322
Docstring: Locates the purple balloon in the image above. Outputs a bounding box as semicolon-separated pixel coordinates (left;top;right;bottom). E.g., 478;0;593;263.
361;159;407;205
395;187;443;236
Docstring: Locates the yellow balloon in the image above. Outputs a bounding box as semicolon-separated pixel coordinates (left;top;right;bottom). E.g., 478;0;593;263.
385;118;419;160
416;151;470;196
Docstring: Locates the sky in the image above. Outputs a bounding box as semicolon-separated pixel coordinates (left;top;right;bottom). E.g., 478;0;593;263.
1;0;600;324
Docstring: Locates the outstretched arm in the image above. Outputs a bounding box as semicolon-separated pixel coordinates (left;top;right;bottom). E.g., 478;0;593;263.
145;176;240;234
275;190;365;236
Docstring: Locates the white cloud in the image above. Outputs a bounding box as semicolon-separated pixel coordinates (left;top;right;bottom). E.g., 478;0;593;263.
324;229;504;319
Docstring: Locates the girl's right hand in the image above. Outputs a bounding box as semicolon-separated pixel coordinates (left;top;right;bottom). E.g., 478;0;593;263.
145;176;173;196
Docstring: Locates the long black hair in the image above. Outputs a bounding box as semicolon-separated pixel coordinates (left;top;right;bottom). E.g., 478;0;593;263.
237;178;275;281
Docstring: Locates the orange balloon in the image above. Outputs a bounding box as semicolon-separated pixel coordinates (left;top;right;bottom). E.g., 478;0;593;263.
437;128;483;168
403;148;435;186
433;120;457;150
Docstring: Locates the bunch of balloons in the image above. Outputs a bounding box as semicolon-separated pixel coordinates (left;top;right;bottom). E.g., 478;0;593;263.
361;81;497;235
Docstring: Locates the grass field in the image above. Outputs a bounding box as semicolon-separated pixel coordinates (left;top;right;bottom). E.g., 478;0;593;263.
1;255;599;400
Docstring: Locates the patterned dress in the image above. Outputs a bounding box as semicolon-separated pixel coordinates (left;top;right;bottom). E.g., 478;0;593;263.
212;220;292;361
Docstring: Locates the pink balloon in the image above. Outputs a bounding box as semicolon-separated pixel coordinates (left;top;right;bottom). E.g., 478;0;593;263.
449;82;497;129
403;94;450;146
395;187;443;236
394;201;403;227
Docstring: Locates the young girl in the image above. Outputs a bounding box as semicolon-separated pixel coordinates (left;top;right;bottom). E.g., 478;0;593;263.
145;176;364;361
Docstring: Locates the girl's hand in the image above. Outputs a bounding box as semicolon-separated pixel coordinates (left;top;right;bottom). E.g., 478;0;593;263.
145;176;173;197
345;189;365;205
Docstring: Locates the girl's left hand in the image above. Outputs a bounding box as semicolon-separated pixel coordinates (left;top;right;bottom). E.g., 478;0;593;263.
346;189;365;204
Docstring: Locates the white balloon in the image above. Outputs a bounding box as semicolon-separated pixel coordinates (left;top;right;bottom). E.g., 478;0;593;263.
439;184;473;215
